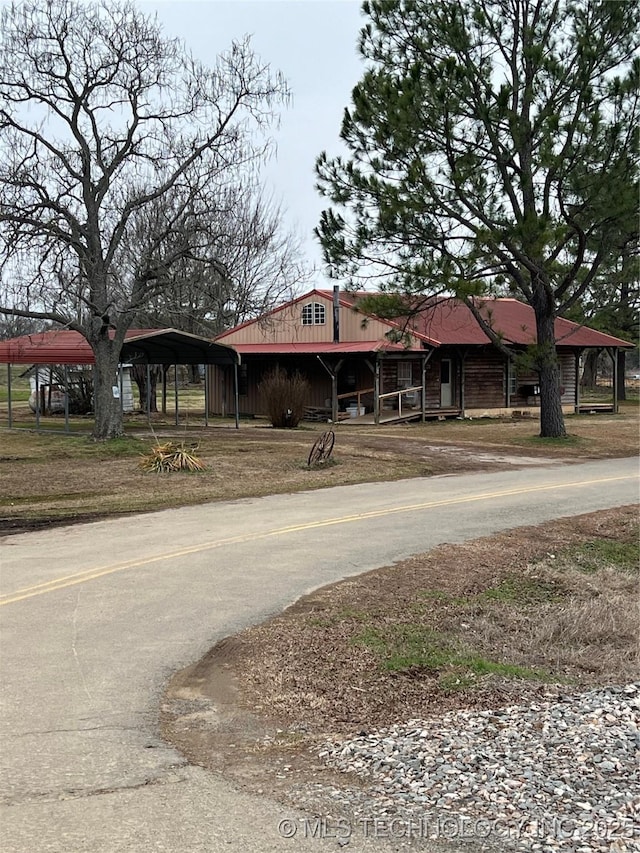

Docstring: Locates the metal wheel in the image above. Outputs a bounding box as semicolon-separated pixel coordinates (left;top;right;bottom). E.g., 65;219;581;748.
307;429;335;466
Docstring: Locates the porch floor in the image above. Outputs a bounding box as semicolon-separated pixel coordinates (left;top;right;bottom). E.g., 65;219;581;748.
341;406;462;425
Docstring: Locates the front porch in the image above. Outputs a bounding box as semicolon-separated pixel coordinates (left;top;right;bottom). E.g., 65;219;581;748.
305;385;462;425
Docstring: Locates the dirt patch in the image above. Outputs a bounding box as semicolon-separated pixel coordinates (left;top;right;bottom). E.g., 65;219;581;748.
161;506;639;807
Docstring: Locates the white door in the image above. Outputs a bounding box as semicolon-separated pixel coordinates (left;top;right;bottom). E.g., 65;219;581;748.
440;359;453;407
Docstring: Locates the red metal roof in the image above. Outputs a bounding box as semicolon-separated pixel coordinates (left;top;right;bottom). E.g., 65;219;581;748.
216;290;632;351
0;328;239;365
407;298;634;348
0;329;122;364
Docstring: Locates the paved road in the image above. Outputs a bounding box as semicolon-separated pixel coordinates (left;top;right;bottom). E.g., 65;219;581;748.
0;457;638;853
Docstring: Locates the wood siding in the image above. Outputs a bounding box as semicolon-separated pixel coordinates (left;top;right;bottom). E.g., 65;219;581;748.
207;343;581;418
217;293;422;347
463;349;505;408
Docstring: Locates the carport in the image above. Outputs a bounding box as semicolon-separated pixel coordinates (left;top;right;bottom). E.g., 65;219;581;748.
0;327;241;431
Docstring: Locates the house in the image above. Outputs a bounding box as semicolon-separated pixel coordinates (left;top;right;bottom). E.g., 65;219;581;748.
208;288;633;423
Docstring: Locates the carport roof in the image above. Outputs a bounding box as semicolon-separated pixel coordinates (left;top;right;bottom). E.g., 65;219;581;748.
0;328;239;365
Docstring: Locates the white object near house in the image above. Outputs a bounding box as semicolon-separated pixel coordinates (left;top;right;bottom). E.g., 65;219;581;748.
28;365;135;413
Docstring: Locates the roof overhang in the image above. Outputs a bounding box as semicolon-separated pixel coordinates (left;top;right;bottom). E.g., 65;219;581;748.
121;329;239;365
0;328;240;366
229;341;426;356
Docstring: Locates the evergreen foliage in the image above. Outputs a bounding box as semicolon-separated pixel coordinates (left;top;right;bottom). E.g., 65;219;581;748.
316;0;639;436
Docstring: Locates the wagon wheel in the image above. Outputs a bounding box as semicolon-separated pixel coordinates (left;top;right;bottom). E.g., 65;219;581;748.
308;429;335;467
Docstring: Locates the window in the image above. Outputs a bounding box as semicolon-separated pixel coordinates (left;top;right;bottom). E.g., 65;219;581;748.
397;362;413;387
301;302;325;325
504;364;517;396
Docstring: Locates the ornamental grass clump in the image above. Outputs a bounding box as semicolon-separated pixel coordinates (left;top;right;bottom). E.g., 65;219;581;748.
139;441;206;473
258;367;310;428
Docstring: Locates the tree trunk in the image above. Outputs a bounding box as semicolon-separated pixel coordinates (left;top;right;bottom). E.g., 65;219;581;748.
131;364;159;412
535;310;567;438
581;350;598;389
616;350;627;402
92;337;124;439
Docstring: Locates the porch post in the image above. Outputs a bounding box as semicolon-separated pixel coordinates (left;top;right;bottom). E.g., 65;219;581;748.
7;363;12;429
608;347;619;413
316;356;343;423
460;350;466;417
204;365;209;428
374;357;380;425
64;365;70;434
35;365;40;432
574;351;581;414
233;360;240;430
331;370;339;423
421;354;427;423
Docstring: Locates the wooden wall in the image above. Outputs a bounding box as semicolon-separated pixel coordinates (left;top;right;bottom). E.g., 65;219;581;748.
217;294;423;348
208;348;580;416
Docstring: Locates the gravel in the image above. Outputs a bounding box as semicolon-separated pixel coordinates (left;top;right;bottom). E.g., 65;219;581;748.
316;683;640;851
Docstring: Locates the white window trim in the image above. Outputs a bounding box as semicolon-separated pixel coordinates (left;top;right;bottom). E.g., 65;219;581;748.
301;302;326;325
397;362;413;386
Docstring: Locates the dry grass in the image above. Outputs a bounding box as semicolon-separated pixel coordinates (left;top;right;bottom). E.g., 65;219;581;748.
0;405;638;534
161;506;640;801
138;441;206;473
226;507;639;735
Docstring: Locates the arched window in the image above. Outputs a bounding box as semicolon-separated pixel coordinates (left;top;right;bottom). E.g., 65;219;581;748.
301;302;326;325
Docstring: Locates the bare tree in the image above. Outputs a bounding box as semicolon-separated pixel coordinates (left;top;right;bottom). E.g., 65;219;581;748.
0;0;289;438
135;185;310;338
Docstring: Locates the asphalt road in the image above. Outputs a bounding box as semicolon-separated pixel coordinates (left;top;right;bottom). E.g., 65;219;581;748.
0;457;638;853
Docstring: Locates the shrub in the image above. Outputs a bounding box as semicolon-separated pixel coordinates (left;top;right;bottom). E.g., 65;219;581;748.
139;441;206;473
258;367;310;428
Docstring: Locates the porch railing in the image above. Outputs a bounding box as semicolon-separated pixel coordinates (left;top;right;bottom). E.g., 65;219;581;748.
379;385;424;418
337;387;374;413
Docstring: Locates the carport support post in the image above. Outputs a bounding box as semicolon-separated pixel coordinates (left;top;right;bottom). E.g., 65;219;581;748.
574;351;582;414
162;367;167;415
64;365;70;434
146;363;151;427
174;365;179;427
7;363;12;429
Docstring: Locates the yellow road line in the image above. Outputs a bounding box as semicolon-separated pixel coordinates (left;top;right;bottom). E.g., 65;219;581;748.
1;474;636;606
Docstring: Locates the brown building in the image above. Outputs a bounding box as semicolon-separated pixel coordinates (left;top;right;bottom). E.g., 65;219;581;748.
209;289;633;423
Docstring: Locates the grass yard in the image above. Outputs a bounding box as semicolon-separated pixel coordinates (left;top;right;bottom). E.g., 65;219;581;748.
1;404;638;534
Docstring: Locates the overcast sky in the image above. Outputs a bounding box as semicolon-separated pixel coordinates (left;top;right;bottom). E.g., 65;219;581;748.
141;0;366;285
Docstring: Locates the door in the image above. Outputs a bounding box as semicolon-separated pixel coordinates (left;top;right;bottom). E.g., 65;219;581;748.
440;359;453;407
